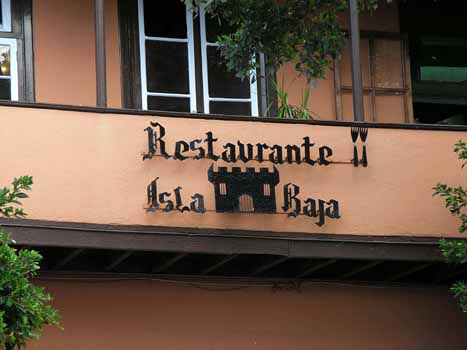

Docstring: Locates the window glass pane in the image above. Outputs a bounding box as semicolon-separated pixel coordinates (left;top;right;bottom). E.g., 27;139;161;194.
207;46;250;98
205;14;234;43
374;39;403;88
0;45;10;77
148;96;190;112
210;101;251;116
144;0;187;38
0;1;3;27
419;39;467;82
339;39;371;87
146;41;189;94
0;78;11;100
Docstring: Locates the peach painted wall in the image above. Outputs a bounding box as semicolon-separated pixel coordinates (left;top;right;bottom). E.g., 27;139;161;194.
32;279;467;350
33;0;122;108
0;105;466;238
277;65;338;121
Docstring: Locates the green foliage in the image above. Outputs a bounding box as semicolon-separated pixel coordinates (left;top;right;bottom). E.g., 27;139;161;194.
440;239;467;264
0;176;60;350
454;140;467;167
452;282;467;313
433;140;467;312
185;0;382;81
433;184;467;233
0;176;33;218
276;80;312;119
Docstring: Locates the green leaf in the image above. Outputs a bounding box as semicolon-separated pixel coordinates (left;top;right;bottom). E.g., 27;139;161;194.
0;177;61;348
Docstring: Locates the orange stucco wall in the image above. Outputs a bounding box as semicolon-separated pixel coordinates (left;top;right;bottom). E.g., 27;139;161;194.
0;105;465;238
33;0;122;108
32;279;467;350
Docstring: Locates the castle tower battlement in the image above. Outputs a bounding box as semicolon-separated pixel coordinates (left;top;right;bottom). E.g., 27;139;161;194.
208;165;280;186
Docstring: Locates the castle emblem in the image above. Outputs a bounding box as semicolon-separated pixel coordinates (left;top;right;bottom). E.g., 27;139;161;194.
208;165;280;214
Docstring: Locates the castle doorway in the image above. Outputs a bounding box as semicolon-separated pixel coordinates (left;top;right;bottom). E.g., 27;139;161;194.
238;194;254;212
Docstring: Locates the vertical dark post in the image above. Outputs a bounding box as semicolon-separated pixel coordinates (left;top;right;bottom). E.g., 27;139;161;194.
259;52;268;116
349;0;364;121
95;0;107;107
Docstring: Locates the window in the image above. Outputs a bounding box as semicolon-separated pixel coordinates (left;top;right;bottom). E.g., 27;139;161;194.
137;0;258;116
0;38;18;100
337;34;412;122
418;38;467;83
0;1;17;101
400;1;467;125
0;0;11;32
199;8;258;116
138;0;195;112
0;0;33;102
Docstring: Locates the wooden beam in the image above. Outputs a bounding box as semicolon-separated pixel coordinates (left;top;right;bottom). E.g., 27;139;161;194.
200;254;238;275
249;256;289;277
105;251;133;271
152;253;188;274
53;248;85;270
95;0;107;107
349;0;364;121
23;0;35;102
333;59;343;120
3;219;447;262
297;259;337;278
387;262;433;282
338;260;382;279
0;100;467;132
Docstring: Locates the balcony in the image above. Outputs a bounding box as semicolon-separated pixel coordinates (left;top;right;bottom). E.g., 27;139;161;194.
0;102;466;282
0;0;466;284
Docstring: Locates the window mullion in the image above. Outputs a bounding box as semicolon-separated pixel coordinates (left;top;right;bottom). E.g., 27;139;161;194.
249;57;259;116
137;0;148;110
186;5;197;113
9;38;17;100
199;5;210;114
144;36;188;43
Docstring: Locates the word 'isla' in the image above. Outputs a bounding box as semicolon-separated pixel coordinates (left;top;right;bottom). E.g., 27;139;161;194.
147;178;206;214
143;122;334;165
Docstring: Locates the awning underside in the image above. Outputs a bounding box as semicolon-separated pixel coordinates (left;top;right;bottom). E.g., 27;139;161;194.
22;245;466;285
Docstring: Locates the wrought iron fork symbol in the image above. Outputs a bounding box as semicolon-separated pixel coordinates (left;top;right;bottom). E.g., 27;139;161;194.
359;127;368;167
351;127;359;167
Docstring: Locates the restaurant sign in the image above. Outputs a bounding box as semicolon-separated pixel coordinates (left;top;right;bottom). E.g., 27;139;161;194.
143;122;368;227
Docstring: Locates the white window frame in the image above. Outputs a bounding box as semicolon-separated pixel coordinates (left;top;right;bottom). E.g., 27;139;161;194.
199;5;258;116
137;0;197;112
137;1;258;116
0;38;18;101
0;0;11;32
